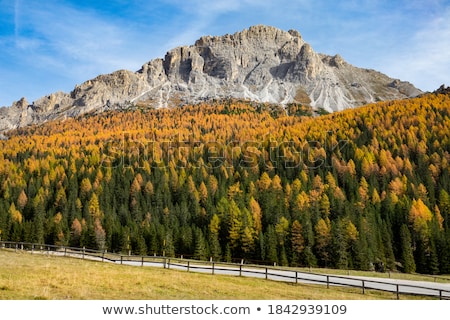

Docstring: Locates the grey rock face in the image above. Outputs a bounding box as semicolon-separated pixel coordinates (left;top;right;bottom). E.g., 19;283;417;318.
0;25;422;132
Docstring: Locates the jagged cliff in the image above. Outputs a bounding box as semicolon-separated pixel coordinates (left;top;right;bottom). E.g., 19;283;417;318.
0;25;422;132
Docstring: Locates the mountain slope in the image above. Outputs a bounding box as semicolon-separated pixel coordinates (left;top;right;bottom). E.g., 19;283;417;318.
0;25;422;132
1;91;449;274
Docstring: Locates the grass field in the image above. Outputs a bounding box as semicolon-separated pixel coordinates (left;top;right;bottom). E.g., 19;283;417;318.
0;249;412;300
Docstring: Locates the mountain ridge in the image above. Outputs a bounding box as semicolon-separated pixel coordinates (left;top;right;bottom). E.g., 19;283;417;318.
0;25;422;132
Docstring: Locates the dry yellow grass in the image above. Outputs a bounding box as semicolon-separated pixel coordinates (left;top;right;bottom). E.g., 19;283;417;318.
0;250;416;300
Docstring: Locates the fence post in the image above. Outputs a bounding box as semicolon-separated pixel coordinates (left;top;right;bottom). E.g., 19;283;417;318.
120;255;123;265
168;259;170;269
82;247;85;260
141;256;144;267
362;280;365;295
64;247;67;257
327;275;330;289
31;244;34;253
164;258;167;269
239;264;242;277
440;290;442;300
396;284;400;300
102;250;105;262
265;267;268;280
187;261;190;272
212;262;215;275
295;271;298;284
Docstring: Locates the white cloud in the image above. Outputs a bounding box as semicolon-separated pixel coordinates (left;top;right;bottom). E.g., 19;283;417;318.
14;0;20;38
1;0;448;107
158;0;299;51
19;5;124;63
381;7;450;91
0;1;153;104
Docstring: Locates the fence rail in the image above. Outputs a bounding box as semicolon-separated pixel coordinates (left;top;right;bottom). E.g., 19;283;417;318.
2;241;450;300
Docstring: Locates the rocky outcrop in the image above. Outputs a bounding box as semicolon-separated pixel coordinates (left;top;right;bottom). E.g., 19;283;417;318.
434;84;450;96
0;25;422;132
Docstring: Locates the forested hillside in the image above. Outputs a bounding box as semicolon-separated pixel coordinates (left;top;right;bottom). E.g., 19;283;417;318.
1;92;450;274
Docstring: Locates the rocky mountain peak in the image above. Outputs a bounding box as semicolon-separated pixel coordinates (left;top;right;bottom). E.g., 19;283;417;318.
12;97;29;110
434;84;450;95
0;25;422;132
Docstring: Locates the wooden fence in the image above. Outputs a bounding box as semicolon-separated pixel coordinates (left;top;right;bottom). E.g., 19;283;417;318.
2;241;450;300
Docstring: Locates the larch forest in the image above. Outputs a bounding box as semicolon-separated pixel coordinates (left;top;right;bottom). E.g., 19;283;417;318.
1;91;450;275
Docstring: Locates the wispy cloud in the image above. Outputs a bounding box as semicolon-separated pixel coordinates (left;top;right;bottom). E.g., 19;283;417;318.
13;0;20;38
379;6;450;91
2;0;173;103
0;0;448;106
14;2;131;71
158;0;291;50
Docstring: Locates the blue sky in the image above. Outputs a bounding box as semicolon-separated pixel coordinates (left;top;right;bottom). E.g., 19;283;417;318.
0;0;449;107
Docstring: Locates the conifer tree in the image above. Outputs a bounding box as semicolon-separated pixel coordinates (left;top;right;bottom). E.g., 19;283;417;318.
241;226;255;258
291;220;305;265
265;225;278;265
400;224;416;273
17;190;28;211
193;228;207;260
70;218;82;247
381;221;396;270
314;218;331;267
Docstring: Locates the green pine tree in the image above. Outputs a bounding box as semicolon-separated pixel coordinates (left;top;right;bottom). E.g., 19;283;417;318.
193;228;207;260
400;224;416;273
